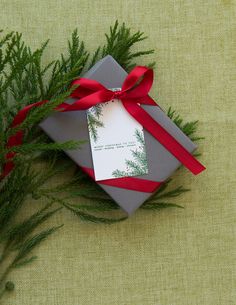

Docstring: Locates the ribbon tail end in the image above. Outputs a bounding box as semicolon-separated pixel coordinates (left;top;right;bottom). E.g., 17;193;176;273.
192;164;206;175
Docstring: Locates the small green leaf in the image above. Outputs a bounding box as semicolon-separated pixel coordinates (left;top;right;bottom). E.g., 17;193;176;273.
13;256;37;268
141;202;184;210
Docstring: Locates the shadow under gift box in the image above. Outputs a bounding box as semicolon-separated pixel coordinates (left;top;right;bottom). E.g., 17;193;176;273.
40;55;197;215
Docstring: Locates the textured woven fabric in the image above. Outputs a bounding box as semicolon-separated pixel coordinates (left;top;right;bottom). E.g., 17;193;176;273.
0;0;235;304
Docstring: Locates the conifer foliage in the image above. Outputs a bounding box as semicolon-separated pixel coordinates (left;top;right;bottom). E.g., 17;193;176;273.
87;104;104;142
0;22;203;300
112;129;148;177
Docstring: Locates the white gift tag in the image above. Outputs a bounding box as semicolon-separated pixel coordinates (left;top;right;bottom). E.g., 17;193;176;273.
87;89;148;181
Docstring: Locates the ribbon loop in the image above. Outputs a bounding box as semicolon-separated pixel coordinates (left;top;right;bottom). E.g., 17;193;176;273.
122;66;154;99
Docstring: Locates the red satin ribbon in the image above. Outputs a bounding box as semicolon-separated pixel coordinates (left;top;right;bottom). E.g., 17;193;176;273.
82;167;161;193
2;65;205;194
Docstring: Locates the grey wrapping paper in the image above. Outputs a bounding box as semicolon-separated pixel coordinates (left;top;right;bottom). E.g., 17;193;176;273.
40;55;197;215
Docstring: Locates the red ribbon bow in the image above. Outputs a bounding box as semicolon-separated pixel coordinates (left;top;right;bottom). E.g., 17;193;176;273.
66;66;205;175
2;66;205;193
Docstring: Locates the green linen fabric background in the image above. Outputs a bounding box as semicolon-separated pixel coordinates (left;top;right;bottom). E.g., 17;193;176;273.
0;0;236;304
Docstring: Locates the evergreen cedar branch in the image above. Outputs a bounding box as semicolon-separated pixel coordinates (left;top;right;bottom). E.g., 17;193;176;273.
0;21;203;298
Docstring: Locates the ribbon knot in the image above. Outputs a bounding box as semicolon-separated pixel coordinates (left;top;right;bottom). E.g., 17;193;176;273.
112;90;123;100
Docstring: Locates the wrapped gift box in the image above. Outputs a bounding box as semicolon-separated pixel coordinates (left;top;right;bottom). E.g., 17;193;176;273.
40;55;197;214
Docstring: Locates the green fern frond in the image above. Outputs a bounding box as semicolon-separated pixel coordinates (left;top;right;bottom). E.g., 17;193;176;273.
11;225;63;267
167;107;204;142
5;140;80;155
141;202;184;210
13;256;37;268
64;204;127;224
90;20;155;71
1;204;62;247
